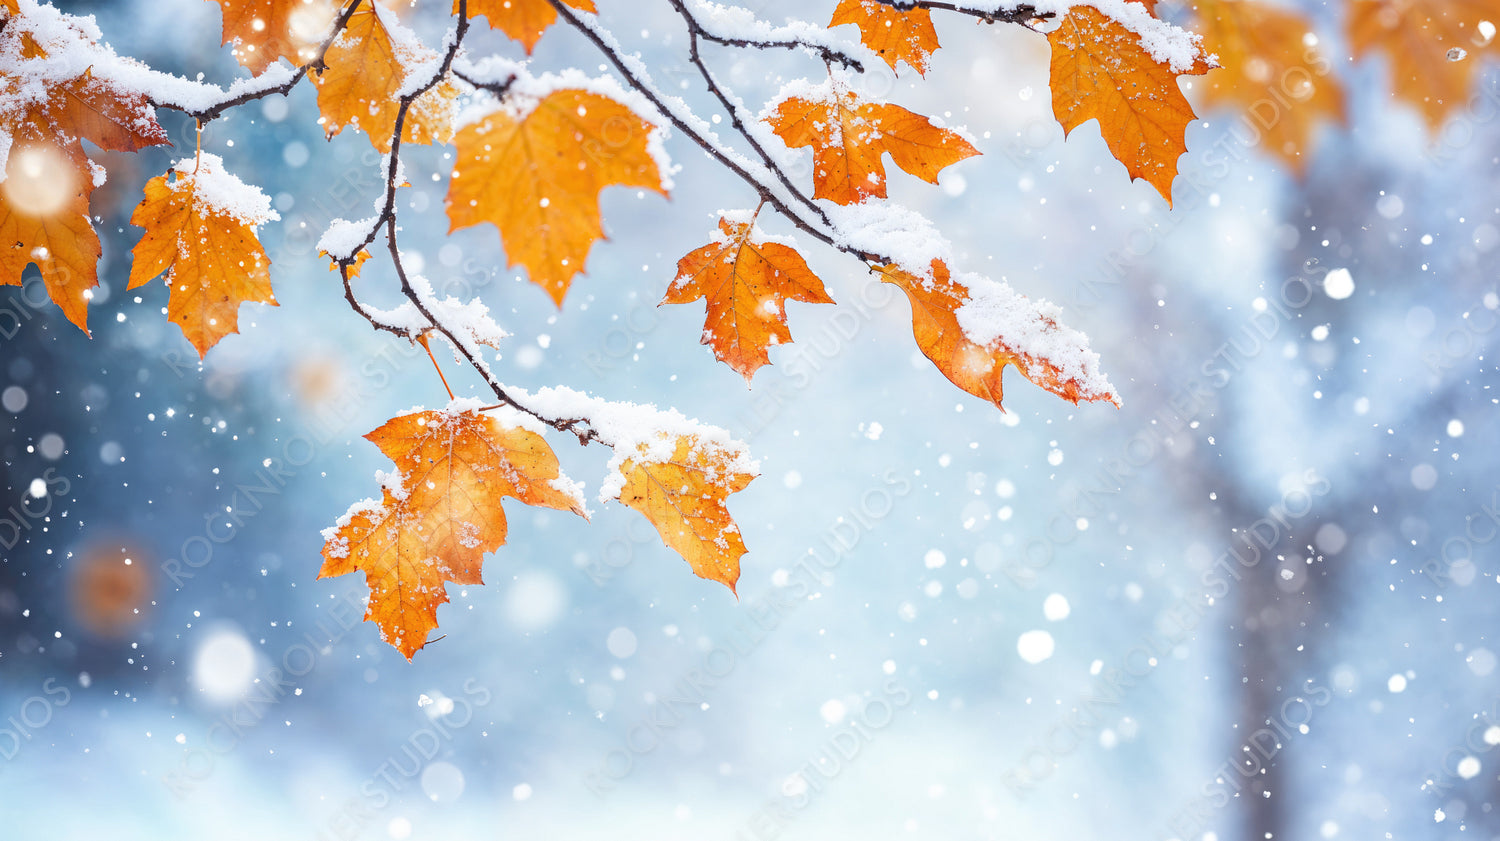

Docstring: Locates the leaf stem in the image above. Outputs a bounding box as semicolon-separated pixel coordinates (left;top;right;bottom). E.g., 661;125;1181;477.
421;336;456;401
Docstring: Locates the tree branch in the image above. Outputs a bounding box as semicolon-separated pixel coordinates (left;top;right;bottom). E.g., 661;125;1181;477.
870;0;1051;24
668;0;832;228
380;216;600;446
545;0;892;266
695;30;863;69
340;263;415;340
334;6;469;269
331;0;602;446
677;1;866;70
453;68;516;96
171;0;366;123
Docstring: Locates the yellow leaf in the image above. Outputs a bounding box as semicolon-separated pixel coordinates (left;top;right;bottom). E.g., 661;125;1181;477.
767;81;978;205
1349;0;1500;130
446;88;668;306
1193;0;1345;174
127;154;279;357
209;0;339;74
829;0;940;76
877;260;1120;409
616;435;756;594
458;0;596;53
1048;4;1211;205
320;408;587;659
312;2;457;152
663;213;834;382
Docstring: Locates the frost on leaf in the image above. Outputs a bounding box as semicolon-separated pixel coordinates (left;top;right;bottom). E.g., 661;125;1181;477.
766;78;978;206
829;0;940;76
877;260;1121;410
1192;0;1345;174
1048;3;1212;205
1348;0;1500;130
311;1;457;152
612;434;757;594
320;405;587;659
459;0;596;54
128;153;280;357
446;88;668;306
663;212;834;382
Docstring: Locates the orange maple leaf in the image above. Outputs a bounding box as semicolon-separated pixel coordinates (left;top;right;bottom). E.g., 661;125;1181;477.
320;407;587;659
663;213;834;382
447;88;668;306
459;0;596;53
0;3;168;333
47;73;171;154
0;137;100;334
128;154;280;357
767;80;978;205
1;12;167;158
615;435;756;594
1349;0;1500;130
1193;0;1345;173
209;0;338;74
877;260;1119;409
829;0;940;76
312;2;457;152
1048;4;1211;205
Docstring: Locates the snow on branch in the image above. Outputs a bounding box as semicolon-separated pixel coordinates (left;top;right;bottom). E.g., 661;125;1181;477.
877;0;1206;72
680;0;877;69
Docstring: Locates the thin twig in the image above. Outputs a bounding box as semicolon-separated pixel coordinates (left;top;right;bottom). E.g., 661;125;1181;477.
676;1;866;70
696;30;864;69
546;0;891;266
342;0;601;445
176;0;365;123
340;264;414;339
336;5;469;265
453;68;517;95
870;0;1050;24
669;0;831;228
383;217;602;446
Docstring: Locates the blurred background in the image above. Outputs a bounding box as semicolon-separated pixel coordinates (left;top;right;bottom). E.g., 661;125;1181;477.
1;0;1497;839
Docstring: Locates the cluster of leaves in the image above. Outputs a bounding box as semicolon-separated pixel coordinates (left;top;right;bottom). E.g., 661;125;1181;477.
1191;0;1500;172
0;0;1491;658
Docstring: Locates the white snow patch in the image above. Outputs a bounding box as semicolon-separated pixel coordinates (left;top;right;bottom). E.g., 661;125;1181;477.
1323;268;1355;300
1043;593;1071;621
1017;629;1055;664
168;153;279;227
